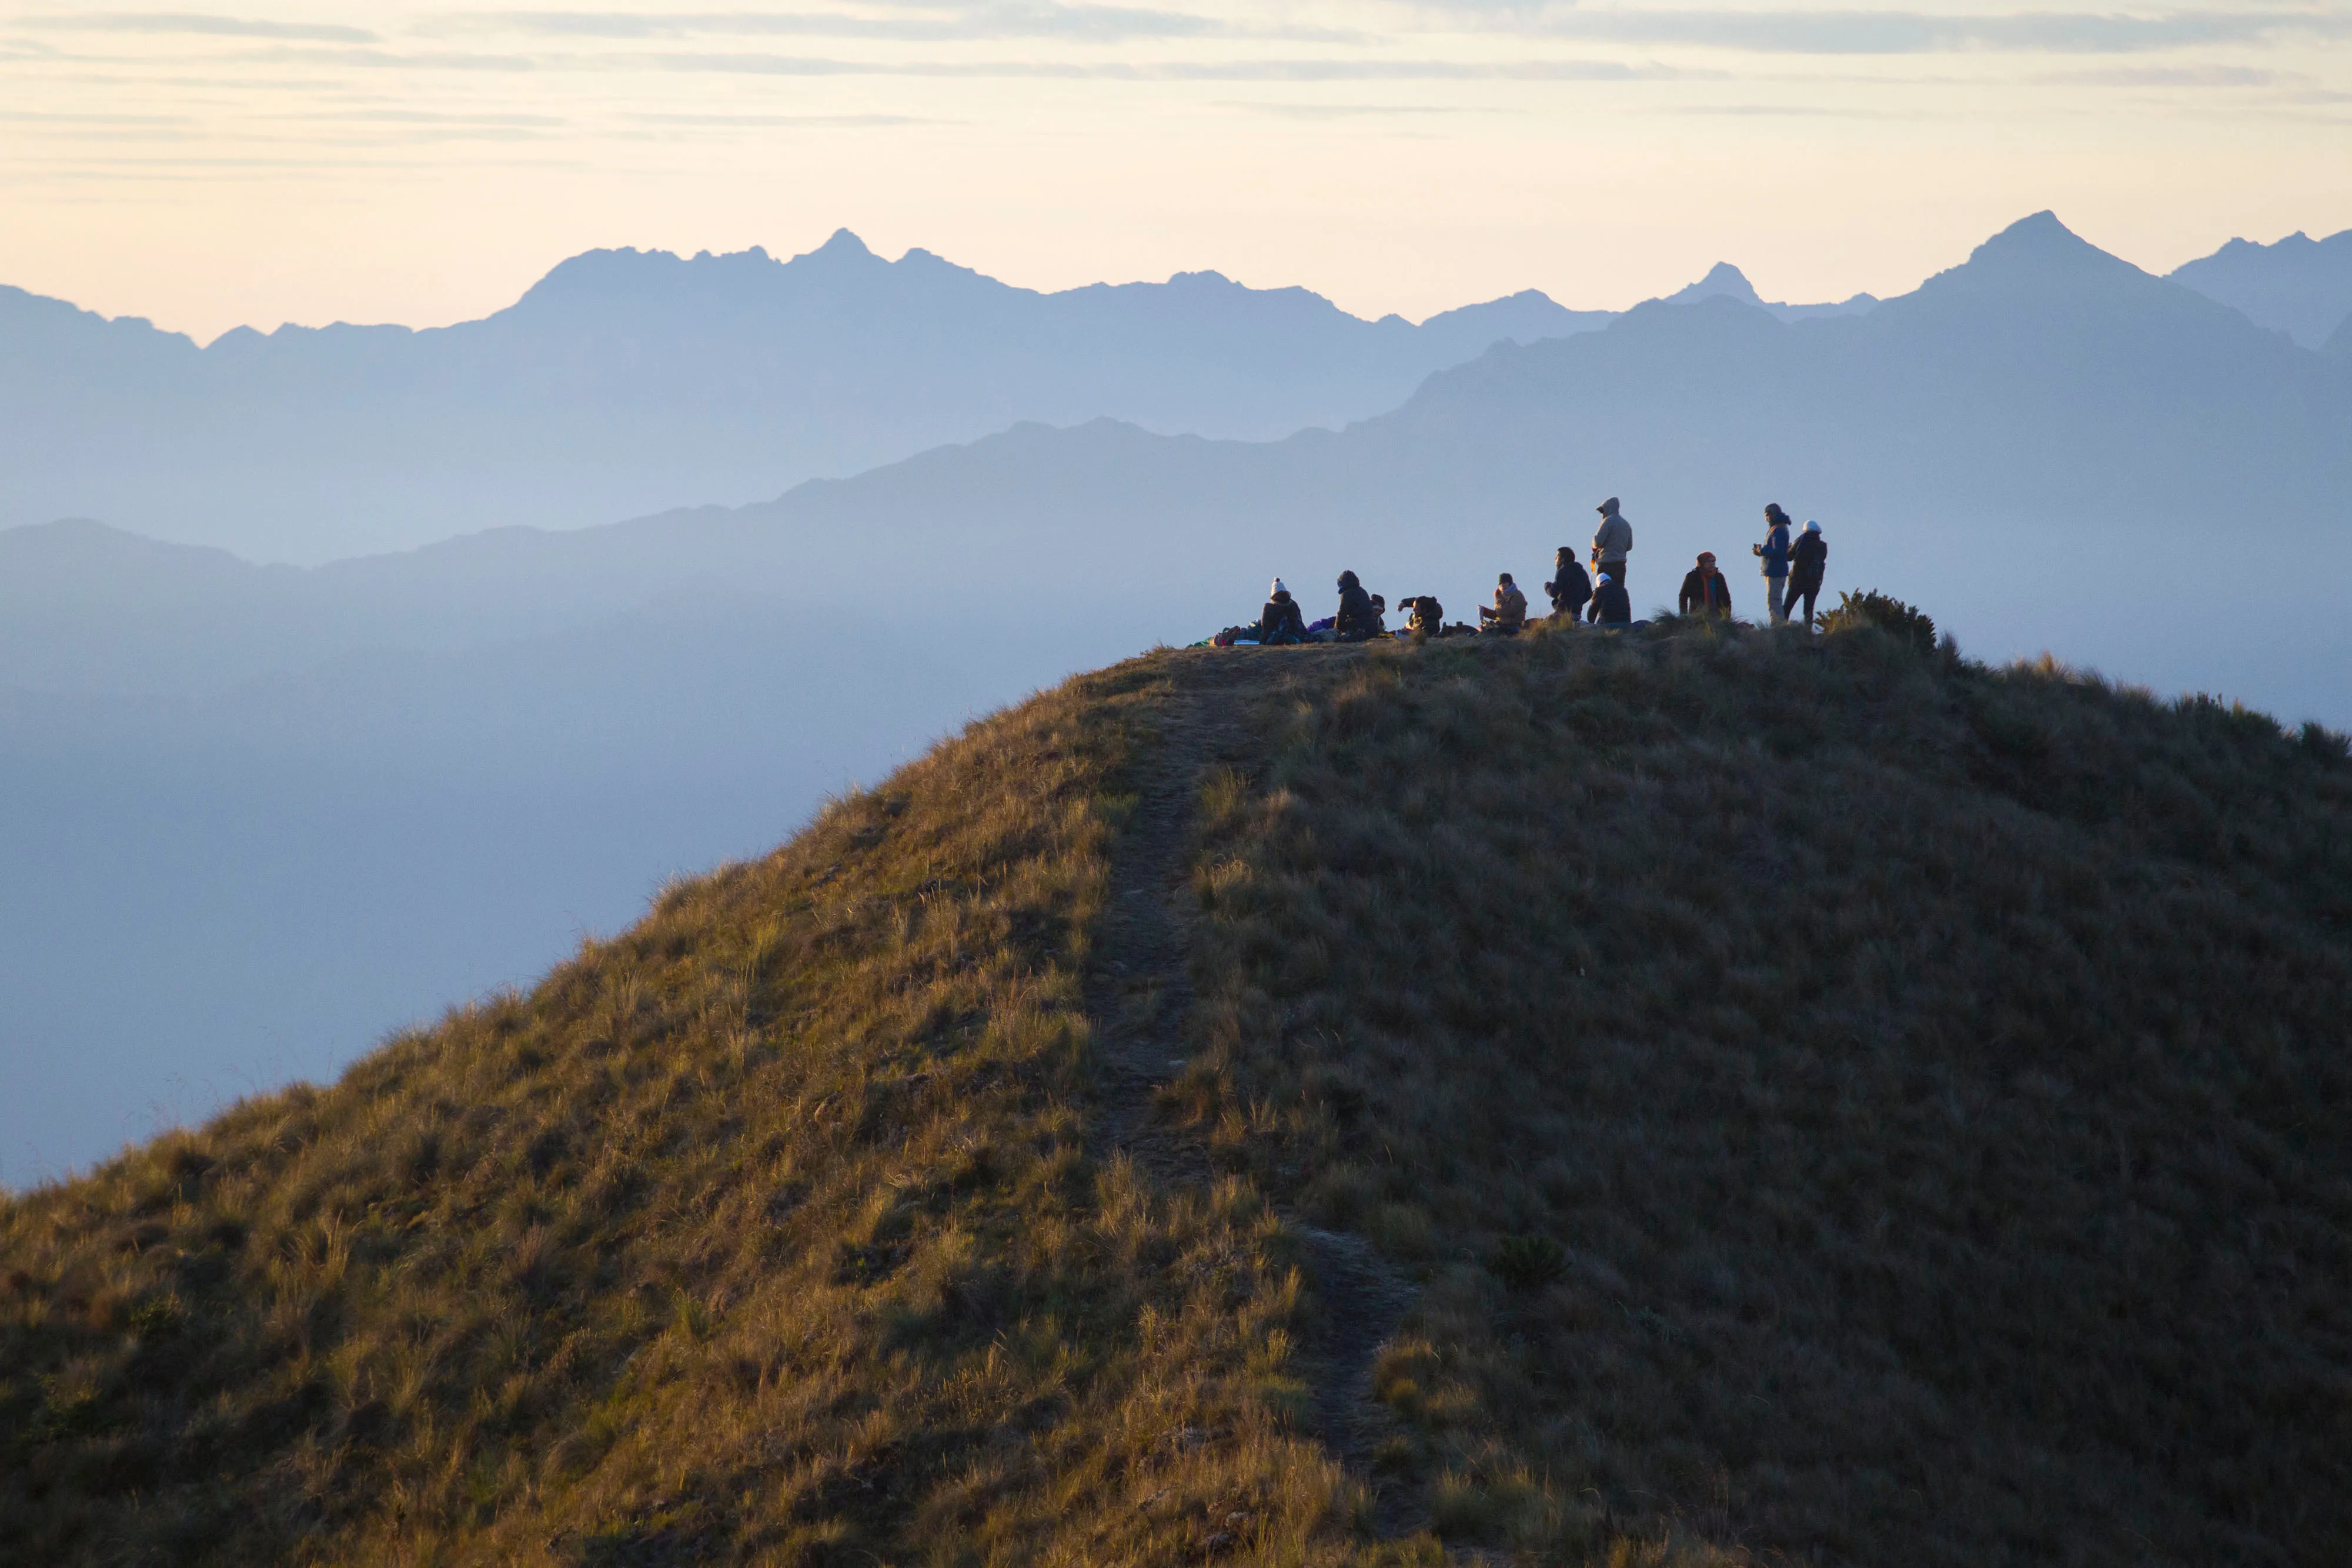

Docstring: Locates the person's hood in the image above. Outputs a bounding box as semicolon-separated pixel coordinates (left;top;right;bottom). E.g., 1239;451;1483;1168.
1597;497;1621;516
1338;570;1360;590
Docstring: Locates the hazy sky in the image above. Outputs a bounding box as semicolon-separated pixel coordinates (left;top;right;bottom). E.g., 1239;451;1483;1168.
4;2;2349;339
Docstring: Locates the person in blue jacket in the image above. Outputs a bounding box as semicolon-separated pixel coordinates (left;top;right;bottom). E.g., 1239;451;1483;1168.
1752;503;1793;624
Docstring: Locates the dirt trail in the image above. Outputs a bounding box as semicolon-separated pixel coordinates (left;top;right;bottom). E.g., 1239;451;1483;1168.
1082;647;1423;1537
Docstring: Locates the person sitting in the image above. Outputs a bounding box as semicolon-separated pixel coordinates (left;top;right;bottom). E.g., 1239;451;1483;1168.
1587;569;1632;627
1405;594;1446;638
1334;570;1383;642
1478;573;1529;633
1677;552;1733;618
1545;548;1592;621
1257;579;1307;645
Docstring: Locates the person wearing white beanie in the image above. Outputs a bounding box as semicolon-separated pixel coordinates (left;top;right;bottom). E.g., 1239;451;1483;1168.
1787;522;1828;630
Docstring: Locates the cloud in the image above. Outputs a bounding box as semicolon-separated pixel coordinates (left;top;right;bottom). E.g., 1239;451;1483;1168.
223;46;540;69
14;12;378;43
1228;101;1471;116
1471;8;2352;55
432;5;1284;44
2036;65;2304;86
617;109;953;123
648;51;1694;78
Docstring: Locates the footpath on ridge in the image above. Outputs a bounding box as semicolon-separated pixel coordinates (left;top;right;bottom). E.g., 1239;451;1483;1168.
1079;647;1424;1537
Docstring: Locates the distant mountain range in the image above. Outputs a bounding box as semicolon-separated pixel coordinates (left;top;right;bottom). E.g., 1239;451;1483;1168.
2169;227;2352;348
28;218;2333;564
0;231;1622;562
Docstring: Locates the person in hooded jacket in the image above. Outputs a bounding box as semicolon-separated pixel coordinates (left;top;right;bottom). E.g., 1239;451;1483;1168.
1257;579;1307;645
1678;552;1733;617
1591;497;1633;600
1334;570;1383;642
1545;547;1592;621
1753;503;1793;625
1786;522;1828;630
1587;569;1632;626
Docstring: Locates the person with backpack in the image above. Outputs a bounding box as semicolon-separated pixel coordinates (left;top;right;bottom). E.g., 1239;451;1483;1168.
1787;522;1828;630
1752;503;1793;625
1334;570;1384;642
1591;497;1633;601
1256;579;1307;645
1678;552;1734;618
1545;547;1592;621
1478;572;1528;634
1587;569;1632;627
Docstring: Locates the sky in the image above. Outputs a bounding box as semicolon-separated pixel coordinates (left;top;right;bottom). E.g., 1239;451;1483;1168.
2;2;2350;340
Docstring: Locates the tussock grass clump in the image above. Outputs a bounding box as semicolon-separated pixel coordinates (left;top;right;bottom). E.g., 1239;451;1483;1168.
1178;621;2352;1563
0;664;1404;1566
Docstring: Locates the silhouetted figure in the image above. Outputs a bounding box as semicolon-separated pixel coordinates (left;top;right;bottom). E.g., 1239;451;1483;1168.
1257;579;1306;645
1788;522;1828;630
1404;594;1445;638
1592;497;1632;600
1588;570;1632;626
1335;570;1383;642
1479;573;1528;633
1754;503;1793;624
1678;552;1733;617
1545;547;1592;621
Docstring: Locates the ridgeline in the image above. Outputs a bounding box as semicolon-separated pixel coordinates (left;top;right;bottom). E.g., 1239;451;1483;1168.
6;613;2351;1566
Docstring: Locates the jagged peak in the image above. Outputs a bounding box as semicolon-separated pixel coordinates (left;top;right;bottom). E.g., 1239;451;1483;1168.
1658;262;1764;308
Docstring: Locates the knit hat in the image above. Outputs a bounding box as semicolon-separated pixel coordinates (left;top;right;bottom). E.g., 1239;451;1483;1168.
1271;577;1286;596
1596;571;1613;585
1804;521;1821;534
1697;551;1716;563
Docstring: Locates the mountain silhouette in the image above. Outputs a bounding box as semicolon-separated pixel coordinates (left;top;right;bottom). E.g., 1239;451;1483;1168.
0;235;1609;562
2170;225;2352;347
8;631;2350;1563
1652;259;1879;320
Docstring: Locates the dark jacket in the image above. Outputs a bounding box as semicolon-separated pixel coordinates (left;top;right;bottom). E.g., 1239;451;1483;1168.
1406;596;1445;636
1588;576;1632;625
1678;567;1733;617
1258;593;1306;644
1335;573;1381;641
1789;530;1828;587
1546;551;1592;616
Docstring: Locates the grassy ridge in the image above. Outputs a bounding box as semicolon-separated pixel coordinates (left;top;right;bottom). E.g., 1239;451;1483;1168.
1176;621;2352;1563
6;616;2350;1565
0;663;1396;1565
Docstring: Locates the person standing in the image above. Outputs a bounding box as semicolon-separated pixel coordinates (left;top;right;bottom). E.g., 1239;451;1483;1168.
1677;552;1733;617
1787;521;1828;630
1591;497;1632;603
1545;547;1592;622
1752;503;1792;625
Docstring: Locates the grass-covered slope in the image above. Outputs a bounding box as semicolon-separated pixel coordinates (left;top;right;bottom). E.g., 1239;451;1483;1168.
6;618;2351;1566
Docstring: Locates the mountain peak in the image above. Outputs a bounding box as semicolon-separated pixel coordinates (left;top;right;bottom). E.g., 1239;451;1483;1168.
807;228;877;262
1963;210;2137;276
1659;262;1764;308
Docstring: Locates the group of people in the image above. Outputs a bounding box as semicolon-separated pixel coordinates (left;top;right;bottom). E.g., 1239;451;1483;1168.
1232;496;1830;647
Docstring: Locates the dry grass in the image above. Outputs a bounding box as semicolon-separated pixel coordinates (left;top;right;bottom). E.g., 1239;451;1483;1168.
0;662;1418;1566
1175;617;2352;1564
9;616;2347;1566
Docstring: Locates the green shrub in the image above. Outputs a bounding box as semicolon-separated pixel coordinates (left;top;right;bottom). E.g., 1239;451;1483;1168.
1820;589;1937;651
